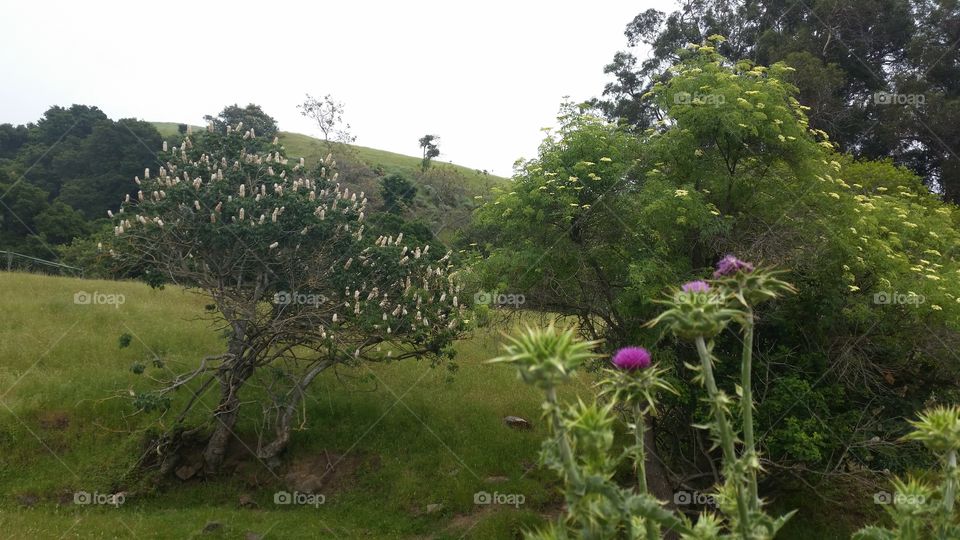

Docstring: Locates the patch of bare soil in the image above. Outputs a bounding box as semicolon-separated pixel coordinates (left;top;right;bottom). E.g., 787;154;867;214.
37;410;70;431
149;429;378;499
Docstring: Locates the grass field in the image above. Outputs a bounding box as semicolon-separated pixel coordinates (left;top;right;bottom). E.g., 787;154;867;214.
0;272;879;538
0;272;574;538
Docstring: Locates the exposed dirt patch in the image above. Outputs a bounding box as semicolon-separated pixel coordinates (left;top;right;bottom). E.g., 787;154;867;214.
141;428;378;499
37;410;70;430
282;451;374;495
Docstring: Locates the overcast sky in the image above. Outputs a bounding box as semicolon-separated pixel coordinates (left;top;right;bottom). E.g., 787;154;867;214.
0;0;676;176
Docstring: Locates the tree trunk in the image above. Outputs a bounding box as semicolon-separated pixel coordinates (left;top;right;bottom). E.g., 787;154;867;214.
258;361;332;461
644;417;675;503
202;338;252;474
203;383;243;473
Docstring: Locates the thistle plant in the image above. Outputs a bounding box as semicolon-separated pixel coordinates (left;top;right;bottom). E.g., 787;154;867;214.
648;256;796;538
854;406;960;540
489;258;805;538
490;325;691;539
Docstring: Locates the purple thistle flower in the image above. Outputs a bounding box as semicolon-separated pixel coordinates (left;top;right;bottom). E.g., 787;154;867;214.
713;255;754;277
612;347;652;371
681;280;711;293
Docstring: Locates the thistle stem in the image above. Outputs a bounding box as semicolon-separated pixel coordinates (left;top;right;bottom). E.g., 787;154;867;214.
945;449;957;515
741;308;759;509
546;386;581;487
695;336;751;535
633;402;660;540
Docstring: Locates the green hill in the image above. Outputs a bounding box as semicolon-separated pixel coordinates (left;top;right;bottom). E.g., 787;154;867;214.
151;122;504;193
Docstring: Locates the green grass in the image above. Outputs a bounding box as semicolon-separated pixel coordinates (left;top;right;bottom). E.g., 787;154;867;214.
0;272;880;538
0;272;572;538
150;122;505;193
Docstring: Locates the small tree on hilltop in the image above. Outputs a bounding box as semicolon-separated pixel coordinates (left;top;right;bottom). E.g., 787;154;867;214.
108;127;467;474
298;93;356;151
419;134;440;171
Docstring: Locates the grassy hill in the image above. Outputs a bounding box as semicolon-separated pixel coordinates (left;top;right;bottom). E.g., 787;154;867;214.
150;122;505;193
0;272;573;538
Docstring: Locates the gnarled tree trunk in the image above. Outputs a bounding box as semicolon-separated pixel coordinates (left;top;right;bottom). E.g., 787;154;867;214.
203;338;253;474
258;360;333;461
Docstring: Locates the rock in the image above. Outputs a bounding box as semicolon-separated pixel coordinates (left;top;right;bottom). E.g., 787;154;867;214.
175;465;197;481
244;533;263;540
17;493;38;507
238;493;258;509
503;416;533;430
425;503;444;514
202;522;223;534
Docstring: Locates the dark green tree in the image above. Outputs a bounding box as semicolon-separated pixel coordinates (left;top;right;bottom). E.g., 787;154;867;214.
203;103;278;139
596;0;960;200
419;134;440;171
379;173;417;214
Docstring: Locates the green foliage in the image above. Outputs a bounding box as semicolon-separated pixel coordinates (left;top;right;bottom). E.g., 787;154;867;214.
854;406;960;539
380;173;416;214
471;44;960;492
599;1;960;202
203;103;278;139
492;266;797;540
419;134;440;171
0;105;163;257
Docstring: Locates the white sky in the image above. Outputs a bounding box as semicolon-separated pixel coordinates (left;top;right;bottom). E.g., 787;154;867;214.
0;0;675;176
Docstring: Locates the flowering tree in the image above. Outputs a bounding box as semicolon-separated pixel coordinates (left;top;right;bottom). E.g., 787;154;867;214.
108;126;467;473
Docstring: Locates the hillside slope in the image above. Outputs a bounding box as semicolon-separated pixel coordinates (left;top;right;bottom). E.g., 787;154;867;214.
151;122;505;193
